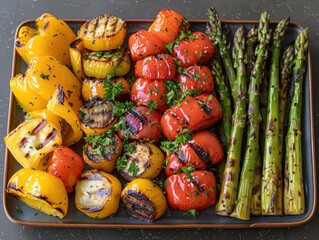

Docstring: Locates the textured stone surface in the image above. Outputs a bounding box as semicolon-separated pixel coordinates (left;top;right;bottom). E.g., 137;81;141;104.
0;0;318;239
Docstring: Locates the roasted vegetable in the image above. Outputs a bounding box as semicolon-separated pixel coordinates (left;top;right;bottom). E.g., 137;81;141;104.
284;28;308;215
47;146;84;193
4;117;62;169
47;85;83;146
172;32;215;68
206;7;237;102
75;169;121;219
164;131;224;176
128;30;166;62
79;100;118;136
231;19;272;220
215;24;247;216
121;178;167;222
210;54;232;147
81;77;130;103
83;133;122;173
134;54;177;80
262;17;289;216
10;55;82;113
69;38;86;81
177;65;214;94
118;142;164;180
130;77;168;113
7;168;68;219
77;14;126;51
82;47;131;79
148;8;189;44
161;94;222;140
15;13;76;65
165;170;217;211
118;106;162;142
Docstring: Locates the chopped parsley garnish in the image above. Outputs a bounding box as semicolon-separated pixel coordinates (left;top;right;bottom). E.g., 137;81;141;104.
146;100;157;112
39;71;50;80
112;101;134;117
127;161;139;177
183;209;200;217
165;26;198;54
165;80;200;107
103;80;125;101
160;133;193;155
83;134;115;158
192;73;201;79
116;155;128;171
151;178;164;189
15;206;23;213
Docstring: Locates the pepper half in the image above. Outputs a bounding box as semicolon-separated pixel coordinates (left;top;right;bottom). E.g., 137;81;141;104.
4;117;62;169
46;85;83;146
15;13;76;65
75;169;121;219
10;55;82;113
7;168;68;219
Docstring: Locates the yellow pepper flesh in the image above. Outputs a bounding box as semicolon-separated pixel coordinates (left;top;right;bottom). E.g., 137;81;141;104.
15;13;76;65
46;85;83;146
10;55;82;113
4;117;62;169
7;168;68;219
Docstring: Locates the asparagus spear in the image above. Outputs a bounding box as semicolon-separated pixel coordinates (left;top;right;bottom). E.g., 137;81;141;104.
259;58;269;157
215;25;247;216
206;7;237;102
245;26;258;82
210;54;232;147
230;13;271;220
262;17;290;215
284;28;308;215
279;45;294;153
278;44;294;213
250;154;262;215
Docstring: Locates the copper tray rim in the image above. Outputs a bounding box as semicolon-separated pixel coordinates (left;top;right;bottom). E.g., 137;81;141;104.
3;19;316;229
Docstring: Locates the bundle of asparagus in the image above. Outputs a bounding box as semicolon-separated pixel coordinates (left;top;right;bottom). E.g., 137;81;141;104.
206;7;309;220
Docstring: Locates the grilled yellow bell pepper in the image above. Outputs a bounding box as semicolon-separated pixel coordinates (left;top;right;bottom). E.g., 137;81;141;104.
75;169;121;219
15;13;76;65
69;38;86;81
7;168;68;219
10;55;82;113
47;85;82;146
4;117;62;169
121;178;167;222
26;109;63;132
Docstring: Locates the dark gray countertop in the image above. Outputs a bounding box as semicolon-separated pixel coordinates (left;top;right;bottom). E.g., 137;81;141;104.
0;0;318;239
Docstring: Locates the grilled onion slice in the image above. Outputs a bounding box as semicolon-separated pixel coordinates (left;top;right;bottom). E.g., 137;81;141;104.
82;48;131;79
83;133;122;173
119;142;164;181
75;169;121;219
77;14;126;51
79;100;117;136
121;178;167;222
